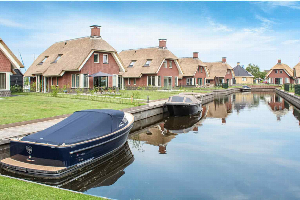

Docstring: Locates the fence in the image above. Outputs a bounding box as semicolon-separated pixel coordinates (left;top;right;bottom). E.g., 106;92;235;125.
295;85;300;95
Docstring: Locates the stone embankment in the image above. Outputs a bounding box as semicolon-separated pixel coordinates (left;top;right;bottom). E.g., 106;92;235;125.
275;89;300;109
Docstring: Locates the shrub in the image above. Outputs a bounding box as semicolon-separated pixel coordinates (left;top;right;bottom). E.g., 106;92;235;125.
10;85;23;93
50;85;59;97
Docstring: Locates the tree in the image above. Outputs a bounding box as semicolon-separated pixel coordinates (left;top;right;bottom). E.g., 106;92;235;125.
246;63;260;78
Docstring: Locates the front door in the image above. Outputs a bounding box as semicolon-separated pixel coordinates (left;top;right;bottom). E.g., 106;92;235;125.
275;78;281;85
198;78;202;86
164;77;172;90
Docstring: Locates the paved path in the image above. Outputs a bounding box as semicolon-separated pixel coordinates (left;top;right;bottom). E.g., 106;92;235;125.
0;118;65;145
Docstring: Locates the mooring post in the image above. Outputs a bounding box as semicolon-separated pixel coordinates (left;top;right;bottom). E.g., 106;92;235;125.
147;96;149;103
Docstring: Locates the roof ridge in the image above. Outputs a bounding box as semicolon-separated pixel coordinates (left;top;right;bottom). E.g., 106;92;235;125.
54;36;94;44
120;46;161;52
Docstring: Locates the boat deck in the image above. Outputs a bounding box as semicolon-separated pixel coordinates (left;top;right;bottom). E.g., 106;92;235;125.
1;158;66;172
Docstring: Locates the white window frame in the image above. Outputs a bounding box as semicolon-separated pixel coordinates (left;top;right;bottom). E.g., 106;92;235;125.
103;54;108;64
134;78;136;85
71;74;80;88
144;60;152;67
169;61;172;68
147;76;156;86
242;77;247;81
128;78;131;85
275;70;278;74
56;77;59;86
94;53;99;63
0;73;6;90
39;56;48;65
200;67;203;73
129;60;136;68
53;54;62;63
164;61;167;68
83;74;89;88
280;70;283;74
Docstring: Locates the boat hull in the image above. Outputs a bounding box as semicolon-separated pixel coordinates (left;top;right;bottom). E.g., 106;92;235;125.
166;104;202;116
1;120;134;177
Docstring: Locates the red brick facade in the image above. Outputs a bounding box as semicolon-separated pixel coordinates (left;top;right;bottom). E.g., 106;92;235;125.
124;59;180;88
0;50;11;72
45;52;120;90
180;66;207;86
267;69;294;84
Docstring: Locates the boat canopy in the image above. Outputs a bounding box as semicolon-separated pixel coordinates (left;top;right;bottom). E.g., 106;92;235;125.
167;95;200;104
21;109;125;145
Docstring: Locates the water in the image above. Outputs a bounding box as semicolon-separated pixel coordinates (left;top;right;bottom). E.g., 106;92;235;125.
2;92;300;199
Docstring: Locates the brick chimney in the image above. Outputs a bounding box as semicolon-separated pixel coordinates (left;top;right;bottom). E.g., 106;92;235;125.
159;39;167;49
237;62;240;66
193;52;199;59
90;25;101;37
222;57;227;63
278;59;281;64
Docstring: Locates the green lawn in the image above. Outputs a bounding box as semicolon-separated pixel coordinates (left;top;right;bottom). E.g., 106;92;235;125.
0;95;134;125
0;176;104;200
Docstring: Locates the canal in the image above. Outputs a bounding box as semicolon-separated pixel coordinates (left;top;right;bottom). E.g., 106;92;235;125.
1;92;300;199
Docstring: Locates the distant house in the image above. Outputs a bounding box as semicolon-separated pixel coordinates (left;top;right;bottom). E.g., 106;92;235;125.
293;61;300;84
233;62;254;84
178;52;209;86
24;25;125;92
0;38;25;96
10;68;24;88
266;59;294;84
119;39;183;89
204;57;234;86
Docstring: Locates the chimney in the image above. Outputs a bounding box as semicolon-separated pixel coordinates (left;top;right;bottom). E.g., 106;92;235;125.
159;39;167;49
237;62;240;66
278;59;281;64
90;25;101;37
193;52;199;59
222;57;227;63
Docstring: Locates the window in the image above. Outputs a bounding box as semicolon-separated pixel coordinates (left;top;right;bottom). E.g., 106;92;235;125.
129;60;136;67
134;78;136;85
39;56;48;65
0;73;6;89
186;78;193;85
169;61;172;68
53;54;62;63
242;78;247;81
201;67;203;73
175;77;178;86
56;77;59;86
158;76;161;86
51;77;54;85
280;70;283;74
144;60;152;67
83;74;89;88
103;54;108;64
128;78;131;85
94;53;99;63
72;74;80;88
285;78;290;84
171;96;184;102
227;70;230;74
164;61;167;68
275;70;278;74
148;76;155;86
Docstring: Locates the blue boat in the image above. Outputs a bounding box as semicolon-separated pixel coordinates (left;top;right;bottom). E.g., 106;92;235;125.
0;109;134;177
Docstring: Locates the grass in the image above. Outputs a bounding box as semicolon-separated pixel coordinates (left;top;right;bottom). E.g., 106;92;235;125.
0;176;104;200
0;95;134;125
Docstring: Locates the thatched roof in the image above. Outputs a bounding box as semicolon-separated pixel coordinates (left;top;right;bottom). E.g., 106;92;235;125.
178;57;208;77
0;38;24;69
25;36;122;77
119;47;182;78
266;62;293;77
204;62;233;80
293;62;300;77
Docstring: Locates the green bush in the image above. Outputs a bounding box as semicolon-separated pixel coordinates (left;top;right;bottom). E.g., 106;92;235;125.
50;85;59;97
10;85;23;93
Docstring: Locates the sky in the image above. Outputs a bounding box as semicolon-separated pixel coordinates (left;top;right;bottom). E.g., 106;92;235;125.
1;1;300;73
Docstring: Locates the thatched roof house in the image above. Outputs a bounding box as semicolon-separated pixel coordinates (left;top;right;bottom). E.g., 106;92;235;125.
119;39;183;78
204;60;233;80
266;59;294;84
293;62;300;78
178;53;208;77
0;38;24;71
25;34;124;77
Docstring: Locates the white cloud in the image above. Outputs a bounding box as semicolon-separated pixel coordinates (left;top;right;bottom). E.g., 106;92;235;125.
255;2;300;13
282;40;300;45
0;18;26;28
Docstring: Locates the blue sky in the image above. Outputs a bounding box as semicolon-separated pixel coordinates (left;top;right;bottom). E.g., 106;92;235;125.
1;1;300;72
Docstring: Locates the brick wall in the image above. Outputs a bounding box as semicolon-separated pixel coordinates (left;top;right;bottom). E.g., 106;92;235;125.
0;90;11;97
0;50;11;72
267;69;294;84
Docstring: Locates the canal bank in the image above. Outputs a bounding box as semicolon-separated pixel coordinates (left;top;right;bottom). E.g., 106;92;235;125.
275;88;300;109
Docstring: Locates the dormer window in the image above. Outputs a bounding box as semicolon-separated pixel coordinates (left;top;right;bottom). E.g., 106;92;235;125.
39;56;48;65
53;54;62;63
144;60;152;67
129;60;136;68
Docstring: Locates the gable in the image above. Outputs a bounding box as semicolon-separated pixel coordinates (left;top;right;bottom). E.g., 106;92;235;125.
0;40;24;70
